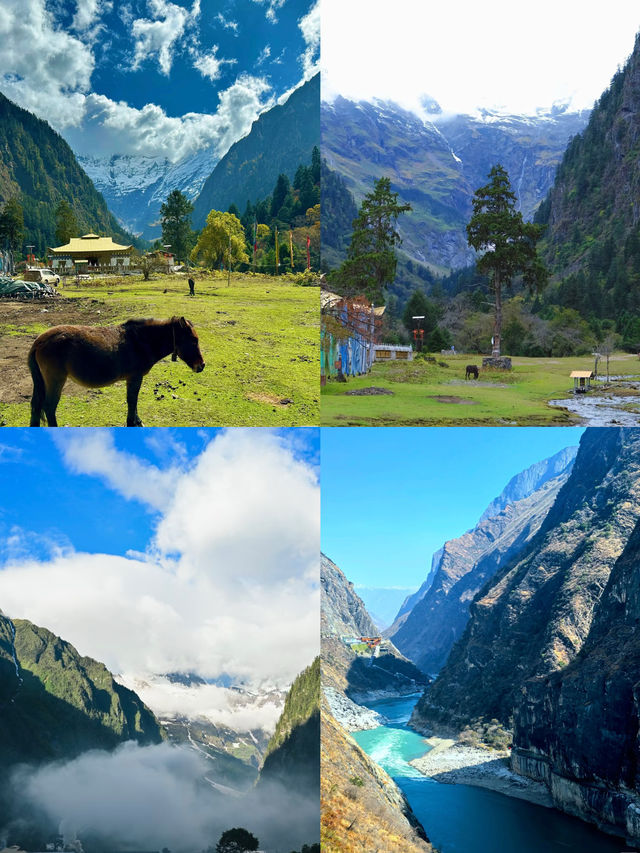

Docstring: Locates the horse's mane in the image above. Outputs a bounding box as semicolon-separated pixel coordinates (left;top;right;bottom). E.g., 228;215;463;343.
122;318;172;329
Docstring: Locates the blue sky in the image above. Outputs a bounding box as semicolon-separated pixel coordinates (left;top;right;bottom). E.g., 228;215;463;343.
321;427;585;590
0;428;320;691
0;427;318;562
0;0;319;162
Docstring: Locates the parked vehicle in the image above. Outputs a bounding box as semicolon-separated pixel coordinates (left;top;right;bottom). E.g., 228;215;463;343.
23;268;60;286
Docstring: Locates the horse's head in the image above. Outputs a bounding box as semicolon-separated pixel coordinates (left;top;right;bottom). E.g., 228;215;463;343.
172;317;205;372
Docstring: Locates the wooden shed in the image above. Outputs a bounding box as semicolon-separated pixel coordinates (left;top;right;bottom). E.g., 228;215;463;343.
570;370;593;393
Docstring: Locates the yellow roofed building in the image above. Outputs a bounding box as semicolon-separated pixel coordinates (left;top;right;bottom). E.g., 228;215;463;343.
48;234;134;271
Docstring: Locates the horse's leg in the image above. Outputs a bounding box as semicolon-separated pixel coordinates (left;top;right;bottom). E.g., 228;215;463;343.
28;349;46;426
126;374;144;426
43;374;66;427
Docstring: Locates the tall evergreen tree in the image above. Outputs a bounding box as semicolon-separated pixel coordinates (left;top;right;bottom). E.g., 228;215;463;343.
0;198;24;253
271;174;291;218
54;200;78;245
467;165;547;356
336;177;411;304
160;189;194;261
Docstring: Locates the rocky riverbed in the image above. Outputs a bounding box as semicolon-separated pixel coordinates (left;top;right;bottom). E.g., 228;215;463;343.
410;740;552;808
323;686;384;730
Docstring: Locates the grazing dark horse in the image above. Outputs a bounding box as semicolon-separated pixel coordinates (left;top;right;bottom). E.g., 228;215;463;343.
465;364;479;380
29;316;205;427
188;277;195;296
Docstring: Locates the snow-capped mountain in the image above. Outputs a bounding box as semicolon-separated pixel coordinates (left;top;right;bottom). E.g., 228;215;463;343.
322;95;590;270
78;147;217;240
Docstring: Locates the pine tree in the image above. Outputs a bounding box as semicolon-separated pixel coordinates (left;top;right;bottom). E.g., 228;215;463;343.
467;165;547;356
54;200;78;245
160;189;194;262
0;198;24;253
336;177;411;304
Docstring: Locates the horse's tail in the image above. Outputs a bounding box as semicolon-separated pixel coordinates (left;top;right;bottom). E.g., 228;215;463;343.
28;345;45;426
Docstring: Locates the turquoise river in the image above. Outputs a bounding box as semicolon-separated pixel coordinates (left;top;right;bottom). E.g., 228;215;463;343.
352;695;631;853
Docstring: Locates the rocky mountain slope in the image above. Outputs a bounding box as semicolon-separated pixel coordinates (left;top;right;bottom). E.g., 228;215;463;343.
321;704;432;853
258;657;320;793
321;554;427;703
413;428;640;734
389;447;577;673
0;612;163;771
322;96;588;272
193;74;320;228
0;92;137;254
511;509;640;843
536;32;640;314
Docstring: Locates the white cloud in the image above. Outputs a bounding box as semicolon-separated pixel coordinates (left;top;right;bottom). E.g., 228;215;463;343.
64;72;273;162
0;0;94;127
18;742;219;852
192;45;236;81
119;675;284;731
0;430;319;688
131;0;200;76
298;0;319;79
52;431;180;511
215;13;238;32
251;0;286;24
16;739;318;853
257;45;271;66
71;0;112;34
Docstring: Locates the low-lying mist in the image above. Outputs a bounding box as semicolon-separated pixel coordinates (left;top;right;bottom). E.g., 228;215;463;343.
6;741;318;853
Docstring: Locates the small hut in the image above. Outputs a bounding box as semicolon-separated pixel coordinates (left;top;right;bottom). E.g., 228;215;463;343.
570;370;593;393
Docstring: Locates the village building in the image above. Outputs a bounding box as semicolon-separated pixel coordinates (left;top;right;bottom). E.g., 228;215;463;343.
374;344;413;362
48;234;134;273
321;290;385;382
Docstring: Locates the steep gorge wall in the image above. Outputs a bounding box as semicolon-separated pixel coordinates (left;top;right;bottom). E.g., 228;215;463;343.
512;515;640;843
413;428;640;728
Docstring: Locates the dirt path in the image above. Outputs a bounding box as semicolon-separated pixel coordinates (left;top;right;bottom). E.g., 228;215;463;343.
0;296;118;406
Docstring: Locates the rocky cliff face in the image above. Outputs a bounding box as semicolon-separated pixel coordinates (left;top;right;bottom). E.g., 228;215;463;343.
0;613;163;771
511;510;640;843
322;96;588;271
321;554;428;704
389;447;577;671
413;428;640;732
391;468;574;676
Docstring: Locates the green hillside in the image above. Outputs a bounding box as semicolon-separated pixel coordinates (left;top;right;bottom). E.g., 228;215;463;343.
0;613;163;772
193;74;320;227
536;32;640;346
258;657;320;791
0;91;139;254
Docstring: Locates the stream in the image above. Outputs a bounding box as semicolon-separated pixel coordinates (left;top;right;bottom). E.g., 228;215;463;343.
352;695;628;853
549;394;640;426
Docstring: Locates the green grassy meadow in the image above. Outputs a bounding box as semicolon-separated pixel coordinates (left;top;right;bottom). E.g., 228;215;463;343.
320;352;640;426
0;271;319;427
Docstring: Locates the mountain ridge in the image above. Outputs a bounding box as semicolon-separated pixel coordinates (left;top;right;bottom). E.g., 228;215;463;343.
322;95;589;273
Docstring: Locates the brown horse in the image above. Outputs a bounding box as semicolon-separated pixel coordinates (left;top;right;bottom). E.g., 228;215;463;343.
29;316;205;427
465;364;479;380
